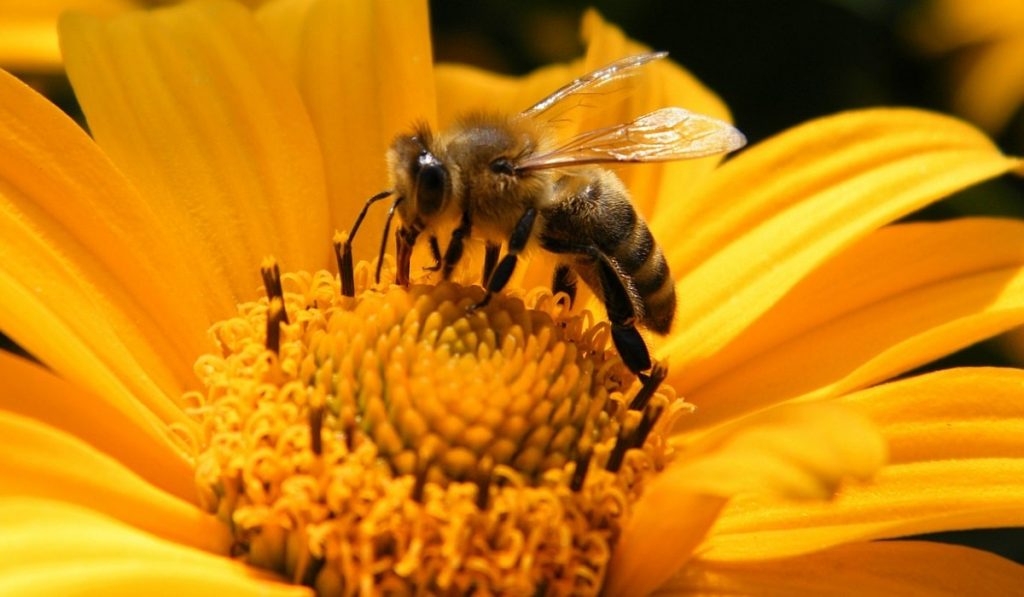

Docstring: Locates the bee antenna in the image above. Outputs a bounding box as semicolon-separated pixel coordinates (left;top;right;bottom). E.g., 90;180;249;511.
346;189;394;248
336;189;394;296
375;196;405;283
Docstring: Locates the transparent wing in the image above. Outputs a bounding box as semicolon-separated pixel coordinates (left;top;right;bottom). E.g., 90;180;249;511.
518;107;747;170
519;52;668;124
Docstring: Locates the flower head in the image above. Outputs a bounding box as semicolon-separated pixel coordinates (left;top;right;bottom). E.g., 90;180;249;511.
3;0;1024;595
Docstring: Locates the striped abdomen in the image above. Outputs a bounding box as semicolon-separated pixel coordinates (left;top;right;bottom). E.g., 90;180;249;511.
541;171;677;334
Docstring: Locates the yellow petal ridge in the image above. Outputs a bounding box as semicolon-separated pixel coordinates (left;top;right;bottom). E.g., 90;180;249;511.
702;368;1024;560
262;0;436;259
657;541;1024;595
0;352;194;503
0;410;230;555
676;218;1024;431
60;0;331;306
607;402;884;595
0;498;307;596
0;67;211;427
658;109;1020;374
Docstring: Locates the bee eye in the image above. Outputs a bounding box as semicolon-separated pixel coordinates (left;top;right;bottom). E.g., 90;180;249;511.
490;157;516;176
416;152;448;216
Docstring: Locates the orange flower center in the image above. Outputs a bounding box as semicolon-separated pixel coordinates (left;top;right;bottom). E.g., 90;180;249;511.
184;258;689;595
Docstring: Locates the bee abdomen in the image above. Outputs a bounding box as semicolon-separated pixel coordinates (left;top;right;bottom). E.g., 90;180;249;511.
609;221;675;335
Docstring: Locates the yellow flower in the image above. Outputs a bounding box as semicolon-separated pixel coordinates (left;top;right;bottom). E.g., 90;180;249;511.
910;0;1024;132
2;0;1024;594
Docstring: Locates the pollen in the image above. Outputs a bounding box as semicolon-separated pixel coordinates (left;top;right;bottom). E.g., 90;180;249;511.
185;255;688;595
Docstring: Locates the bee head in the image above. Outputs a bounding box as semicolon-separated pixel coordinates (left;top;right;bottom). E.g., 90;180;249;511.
387;129;453;222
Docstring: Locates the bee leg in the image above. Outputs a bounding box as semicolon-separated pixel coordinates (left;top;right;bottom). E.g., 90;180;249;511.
539;237;654;376
394;222;421;287
552;264;577;307
630;361;667;411
470;208;538;311
482;242;501;284
441;211;473;280
422;236;442;272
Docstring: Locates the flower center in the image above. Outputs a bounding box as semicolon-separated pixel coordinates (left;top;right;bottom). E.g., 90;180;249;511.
186;256;688;595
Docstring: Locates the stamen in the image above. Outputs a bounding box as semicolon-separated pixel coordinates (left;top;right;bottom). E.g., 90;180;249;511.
191;259;685;595
265;297;284;354
309;405;324;456
333;230;355;298
570;448;592;492
260;258;289;324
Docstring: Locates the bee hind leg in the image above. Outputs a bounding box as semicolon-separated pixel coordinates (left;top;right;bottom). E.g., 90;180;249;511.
552;264;578;307
469;208;538;311
540;236;666;405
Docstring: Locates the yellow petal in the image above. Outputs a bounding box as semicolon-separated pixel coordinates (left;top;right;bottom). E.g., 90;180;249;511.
254;0;316;79
0;67;208;427
0;0;133;70
701;368;1024;560
608;403;884;596
0;498;307;596
435;61;576;129
605;494;725;597
844;367;1024;463
60;0;331;305
0;351;194;503
674;218;1024;432
0;409;230;554
910;0;1024;52
258;0;435;259
674;402;886;500
658;109;1020;376
657;541;1024;595
950;37;1024;132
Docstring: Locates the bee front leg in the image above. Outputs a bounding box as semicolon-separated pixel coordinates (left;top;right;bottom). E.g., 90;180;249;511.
423;236;442;272
470;208;537;311
395;223;421;287
441;211;473;280
482;242;500;284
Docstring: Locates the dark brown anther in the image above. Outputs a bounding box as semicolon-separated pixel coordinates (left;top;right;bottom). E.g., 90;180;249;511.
333;231;355;298
475;457;494;510
265;297;285;354
309;406;324;456
629;361;668;411
569;449;592;492
532;580;550;597
631;402;665;451
411;460;430;504
260;258;290;324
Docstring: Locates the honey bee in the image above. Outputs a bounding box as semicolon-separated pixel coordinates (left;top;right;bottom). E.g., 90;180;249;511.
343;53;745;397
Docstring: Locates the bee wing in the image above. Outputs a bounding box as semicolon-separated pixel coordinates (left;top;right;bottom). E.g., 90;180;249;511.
519;52;668;124
517;107;747;170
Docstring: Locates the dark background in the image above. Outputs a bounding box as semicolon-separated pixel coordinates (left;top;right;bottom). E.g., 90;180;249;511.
3;0;1023;566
